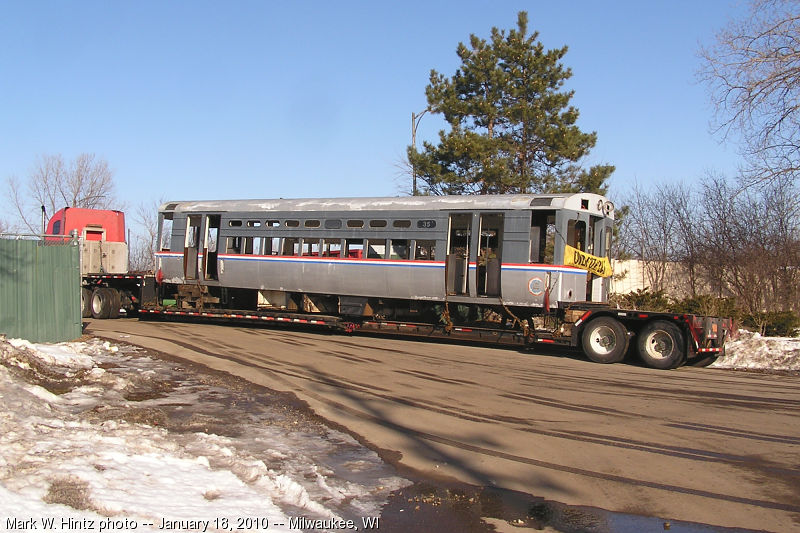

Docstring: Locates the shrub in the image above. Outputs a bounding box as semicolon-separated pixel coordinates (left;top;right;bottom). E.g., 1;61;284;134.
742;311;800;337
609;289;671;311
671;295;740;321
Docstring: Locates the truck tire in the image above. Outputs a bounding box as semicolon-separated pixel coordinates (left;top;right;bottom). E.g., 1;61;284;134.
107;289;121;319
91;288;113;319
637;320;686;369
81;288;93;318
581;317;629;364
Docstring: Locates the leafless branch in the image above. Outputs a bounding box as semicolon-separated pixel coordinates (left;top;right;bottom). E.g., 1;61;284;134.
699;0;800;186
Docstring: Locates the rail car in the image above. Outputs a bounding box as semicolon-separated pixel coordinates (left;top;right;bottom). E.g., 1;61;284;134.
141;193;731;369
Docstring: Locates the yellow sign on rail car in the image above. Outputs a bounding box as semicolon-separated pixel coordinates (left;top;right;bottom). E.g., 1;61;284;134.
564;245;613;278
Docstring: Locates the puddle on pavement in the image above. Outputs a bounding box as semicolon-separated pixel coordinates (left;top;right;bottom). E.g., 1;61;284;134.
379;481;760;533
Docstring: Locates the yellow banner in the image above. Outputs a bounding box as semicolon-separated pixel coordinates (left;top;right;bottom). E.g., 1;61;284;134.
564;245;613;278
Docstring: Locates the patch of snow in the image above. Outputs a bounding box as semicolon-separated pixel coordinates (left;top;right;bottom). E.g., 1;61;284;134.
711;330;800;371
0;335;407;531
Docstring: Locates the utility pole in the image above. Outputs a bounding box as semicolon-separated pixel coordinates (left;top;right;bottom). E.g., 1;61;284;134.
411;108;428;196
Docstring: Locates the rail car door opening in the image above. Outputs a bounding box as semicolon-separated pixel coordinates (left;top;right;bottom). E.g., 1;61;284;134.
446;213;471;295
477;213;503;296
184;215;201;280
204;214;220;281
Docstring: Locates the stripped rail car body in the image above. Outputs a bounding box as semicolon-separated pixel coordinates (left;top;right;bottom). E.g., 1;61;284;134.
142;193;731;369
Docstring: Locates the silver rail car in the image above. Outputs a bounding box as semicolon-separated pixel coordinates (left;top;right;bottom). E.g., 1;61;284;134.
147;193;730;369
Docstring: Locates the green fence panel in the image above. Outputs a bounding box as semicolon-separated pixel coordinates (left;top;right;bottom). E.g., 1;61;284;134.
0;238;82;343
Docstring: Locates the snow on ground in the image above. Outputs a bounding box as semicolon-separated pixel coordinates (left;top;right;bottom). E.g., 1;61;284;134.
711;330;800;372
0;336;407;532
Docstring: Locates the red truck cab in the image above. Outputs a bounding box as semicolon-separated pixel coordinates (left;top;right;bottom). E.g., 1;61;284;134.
47;207;127;242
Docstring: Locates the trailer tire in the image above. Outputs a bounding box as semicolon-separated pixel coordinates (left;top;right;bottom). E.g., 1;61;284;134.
81;288;93;318
637;320;686;369
91;288;114;319
107;289;121;319
581;317;629;364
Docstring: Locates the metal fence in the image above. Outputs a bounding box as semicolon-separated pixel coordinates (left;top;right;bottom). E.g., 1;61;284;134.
0;234;82;342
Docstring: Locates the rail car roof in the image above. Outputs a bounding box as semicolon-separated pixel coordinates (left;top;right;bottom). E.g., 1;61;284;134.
159;193;613;218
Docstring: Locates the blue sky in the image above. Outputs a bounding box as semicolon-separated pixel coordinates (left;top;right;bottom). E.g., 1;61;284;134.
1;0;746;218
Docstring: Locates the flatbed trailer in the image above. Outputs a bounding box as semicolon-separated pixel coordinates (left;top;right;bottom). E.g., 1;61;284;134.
138;287;730;369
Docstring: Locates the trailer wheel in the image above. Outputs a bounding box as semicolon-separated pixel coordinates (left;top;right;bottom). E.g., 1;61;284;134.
637;320;686;369
81;288;93;318
581;317;629;364
91;288;114;319
107;289;121;319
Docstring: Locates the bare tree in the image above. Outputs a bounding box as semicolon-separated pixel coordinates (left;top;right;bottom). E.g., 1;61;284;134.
662;182;703;297
622;184;681;292
699;0;800;187
7;153;116;233
128;198;164;272
696;174;800;329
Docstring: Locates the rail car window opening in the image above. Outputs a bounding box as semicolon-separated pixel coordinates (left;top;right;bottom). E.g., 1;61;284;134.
267;220;280;227
281;237;299;256
390;239;409;260
247;220;261;228
325;219;342;229
244;236;263;255
305;220;320;228
369;220;387;228
414;240;436;261
344;239;364;258
226;236;243;254
229;220;242;227
567;220;587;252
159;213;173;251
393;220;411;228
285;220;300;227
322;238;342;257
347;219;364;229
263;237;280;256
530;211;556;264
301;238;322;256
367;239;386;259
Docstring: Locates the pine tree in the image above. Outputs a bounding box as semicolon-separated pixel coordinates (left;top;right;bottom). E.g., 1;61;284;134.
408;12;614;195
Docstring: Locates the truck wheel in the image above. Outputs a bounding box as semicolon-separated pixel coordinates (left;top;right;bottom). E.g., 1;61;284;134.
91;288;113;319
81;288;93;318
581;317;629;364
107;289;121;319
637;320;686;369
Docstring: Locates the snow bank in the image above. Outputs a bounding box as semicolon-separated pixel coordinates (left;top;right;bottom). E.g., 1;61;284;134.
0;336;406;531
711;330;800;372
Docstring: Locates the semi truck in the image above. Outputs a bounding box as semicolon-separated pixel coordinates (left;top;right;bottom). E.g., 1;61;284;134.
46;207;152;320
